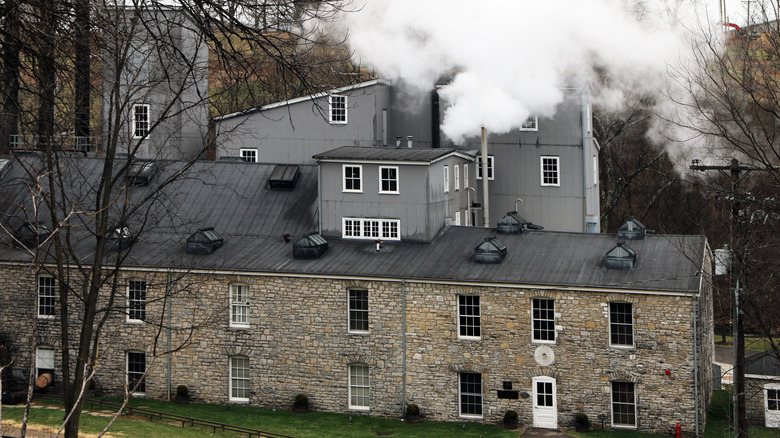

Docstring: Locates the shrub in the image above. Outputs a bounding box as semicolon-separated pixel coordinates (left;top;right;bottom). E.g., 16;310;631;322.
294;393;309;407
574;412;590;425
176;385;189;398
405;403;420;417
504;410;518;422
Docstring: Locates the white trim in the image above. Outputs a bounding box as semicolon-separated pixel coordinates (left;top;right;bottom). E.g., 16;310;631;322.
126;351;146;396
532;376;557;428
329;95;348;124
229;283;250;328
36;345;55;372
240;148;258;163
378;166;399;194
540;156;560;187
347;288;369;334
444;166;450;193
342;164;363;193
316;151;476;166
531;298;556;344
229;355;250;403
126;280;147;323
457;295;481;341
458;371;483;418
463;164;469;188
610;381;638;428
37;275;56;319
475;155;494;181
520;115;539;131
454;165;460;191
132;104;150;139
342;217;400;240
348;363;370;410
608;301;634;348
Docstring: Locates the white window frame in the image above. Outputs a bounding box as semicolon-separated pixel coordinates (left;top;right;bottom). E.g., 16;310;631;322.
343;165;362;193
329;95;347;124
342;218;400;241
132;104;150;139
36;345;55;376
348;288;369;334
541;156;560;187
532;298;556;343
348;363;370;410
229;355;250;402
611;381;637;428
240;148;258;163
463;164;469;188
454;165;460;191
126;351;146;395
768;386;780;411
520;114;538;131
476;155;494;181
38;275;56;319
459;372;483;418
457;295;481;340
127;280;147;323
378;166;399;194
455;211;461;226
609;302;634;348
443;165;450;193
230;284;250;328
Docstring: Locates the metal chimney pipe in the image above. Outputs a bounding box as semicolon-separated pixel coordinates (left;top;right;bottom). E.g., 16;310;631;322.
396;137;402;148
407;135;413;148
480;126;490;228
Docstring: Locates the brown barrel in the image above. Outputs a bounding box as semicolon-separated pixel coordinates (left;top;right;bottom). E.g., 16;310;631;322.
36;372;53;388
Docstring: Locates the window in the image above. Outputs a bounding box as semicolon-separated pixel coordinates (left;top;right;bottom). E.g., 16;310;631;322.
230;356;250;402
476;155;494;180
348;289;369;333
127;280;147;322
458;295;481;339
342;218;400;240
230;284;249;328
240;148;257;163
379;166;398;194
459;372;483;417
36;346;55;377
609;302;633;347
541;156;560;186
532;298;555;342
463;164;469;188
454;165;460;191
455;211;461;226
343;165;362;192
329;95;347;124
38;276;56;318
443;166;450;193
132;104;150;138
127;351;146;394
611;381;637;427
349;363;369;410
768;388;780;411
521;114;538;131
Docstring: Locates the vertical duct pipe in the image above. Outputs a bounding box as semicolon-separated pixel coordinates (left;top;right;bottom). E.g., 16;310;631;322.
407;136;413;148
401;278;407;415
481;126;490;228
431;89;440;148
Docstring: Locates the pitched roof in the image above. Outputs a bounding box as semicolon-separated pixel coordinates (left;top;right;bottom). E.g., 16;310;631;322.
313;146;477;163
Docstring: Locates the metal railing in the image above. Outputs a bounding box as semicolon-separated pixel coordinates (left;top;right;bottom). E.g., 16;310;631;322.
10;134;96;153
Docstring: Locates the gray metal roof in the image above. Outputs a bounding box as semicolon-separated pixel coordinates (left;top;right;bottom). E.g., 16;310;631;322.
314;146;477;163
746;351;780;377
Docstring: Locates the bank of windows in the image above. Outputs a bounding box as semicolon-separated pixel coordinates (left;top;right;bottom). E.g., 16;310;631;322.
230;284;250;328
126;351;146;395
532;298;555;343
343;165;362;193
348;288;369;334
443;165;450;193
541;156;560;187
240;148;258;163
611;381;637;428
230;356;250;402
768;388;780;411
38;275;56;319
379;166;399;194
458;295;481;340
459;372;483;418
127;280;147;322
609;302;634;348
476;155;494;180
521;115;538;131
132;104;150;139
329;95;347;124
348;363;370;410
342;218;400;241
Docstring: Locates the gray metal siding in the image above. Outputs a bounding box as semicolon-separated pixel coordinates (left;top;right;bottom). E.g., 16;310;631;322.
388;87;435;148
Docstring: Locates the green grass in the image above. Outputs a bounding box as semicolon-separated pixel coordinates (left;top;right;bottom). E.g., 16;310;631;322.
714;335;779;353
703;390;780;438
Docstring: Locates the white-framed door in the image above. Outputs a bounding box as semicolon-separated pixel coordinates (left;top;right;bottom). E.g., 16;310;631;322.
532;376;557;428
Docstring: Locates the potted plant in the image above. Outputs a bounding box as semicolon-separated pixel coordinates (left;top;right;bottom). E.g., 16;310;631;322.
405;403;421;422
175;385;190;404
574;412;590;432
293;393;309;412
503;410;519;429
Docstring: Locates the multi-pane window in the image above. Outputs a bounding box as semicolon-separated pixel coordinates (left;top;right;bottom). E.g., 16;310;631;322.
132;104;150;138
611;381;637;427
240;149;258;163
230;284;249;328
343;165;362;192
36;346;55;377
476;155;494;180
459;372;483;417
127;351;146;394
348;289;369;333
329;95;347;123
768;389;780;410
541;156;560;186
379;166;399;194
521;115;538;131
230;356;250;401
38;276;56;318
349;363;369;410
458;295;481;339
127;280;147;322
532;298;555;342
535;379;554;408
609;302;634;347
454;165;460;191
463;164;469;188
342;218;400;240
443;166;450;193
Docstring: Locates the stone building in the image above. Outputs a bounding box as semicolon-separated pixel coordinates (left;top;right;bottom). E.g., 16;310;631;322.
744;352;780;428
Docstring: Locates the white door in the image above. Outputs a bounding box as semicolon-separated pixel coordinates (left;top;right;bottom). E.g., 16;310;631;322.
533;376;557;428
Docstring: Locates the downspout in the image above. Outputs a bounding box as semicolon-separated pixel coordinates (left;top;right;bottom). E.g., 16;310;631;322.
480;126;489;228
401;278;407;414
581;92;589;233
318;164;322;234
693;296;700;437
166;271;172;401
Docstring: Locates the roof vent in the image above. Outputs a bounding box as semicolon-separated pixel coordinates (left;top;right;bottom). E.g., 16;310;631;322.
269;165;300;189
13;222;52;248
105;226;135;252
605;241;636;270
293;233;329;259
496;211;544;234
186;227;224;255
127;161;157;186
617;217;646;240
474;236;507;264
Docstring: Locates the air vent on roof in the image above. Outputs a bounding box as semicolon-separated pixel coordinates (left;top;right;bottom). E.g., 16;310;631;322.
269;165;300;189
293;233;328;259
186;227;224;255
13;222;52;248
617;217;647;240
128;161;157;186
605;241;636;270
105;226;135;252
496;211;544;234
474;236;507;264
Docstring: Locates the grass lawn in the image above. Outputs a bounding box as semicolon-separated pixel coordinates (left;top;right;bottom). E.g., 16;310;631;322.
714;336;779;353
703;390;780;438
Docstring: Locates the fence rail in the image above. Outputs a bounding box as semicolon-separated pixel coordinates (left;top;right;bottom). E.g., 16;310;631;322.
9;135;95;153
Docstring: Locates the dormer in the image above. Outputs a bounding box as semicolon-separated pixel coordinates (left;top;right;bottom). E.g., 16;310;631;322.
292;233;329;259
13;222;52;248
617;217;646;240
186;227;224;255
474;236;507;264
606;241;636;270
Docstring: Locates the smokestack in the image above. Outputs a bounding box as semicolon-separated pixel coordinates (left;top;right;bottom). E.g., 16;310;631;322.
396;136;402;148
407;135;413;148
481;126;490;228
